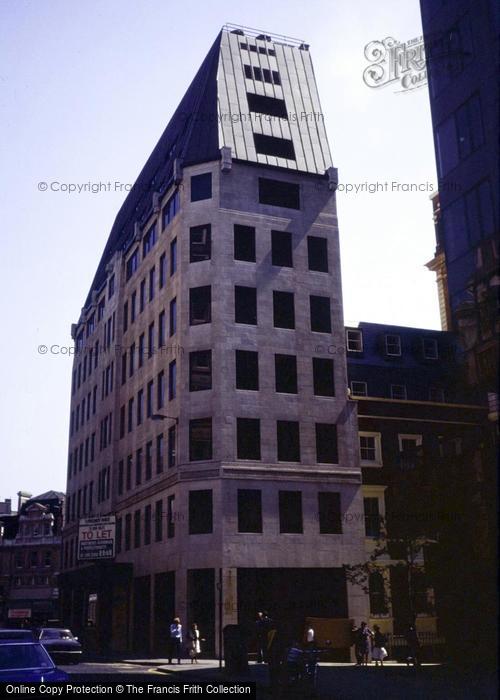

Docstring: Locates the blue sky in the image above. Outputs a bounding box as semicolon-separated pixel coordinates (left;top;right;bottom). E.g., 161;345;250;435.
0;0;439;503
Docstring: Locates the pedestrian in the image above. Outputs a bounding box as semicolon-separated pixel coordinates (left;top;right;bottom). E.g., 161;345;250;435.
168;616;182;664
405;624;420;667
187;623;204;664
358;621;373;665
255;612;267;663
266;621;287;698
371;624;388;667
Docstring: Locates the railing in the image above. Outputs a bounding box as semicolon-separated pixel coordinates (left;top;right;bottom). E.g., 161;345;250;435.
386;632;446;662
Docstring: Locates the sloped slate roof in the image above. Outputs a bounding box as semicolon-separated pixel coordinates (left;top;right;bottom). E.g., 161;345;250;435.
84;32;222;307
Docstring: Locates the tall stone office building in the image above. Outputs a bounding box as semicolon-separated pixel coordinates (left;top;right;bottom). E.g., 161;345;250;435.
60;25;367;655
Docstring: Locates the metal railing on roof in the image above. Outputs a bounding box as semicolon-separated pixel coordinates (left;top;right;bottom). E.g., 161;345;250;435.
223;23;306;47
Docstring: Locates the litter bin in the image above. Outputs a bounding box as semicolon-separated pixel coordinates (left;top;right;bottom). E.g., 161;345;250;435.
223;624;248;674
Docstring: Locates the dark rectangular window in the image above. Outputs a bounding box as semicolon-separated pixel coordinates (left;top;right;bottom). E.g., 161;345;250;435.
275;354;298;393
157;370;165;409
237;418;261;460
133;510;141;548
156;433;164;473
143;223;157;257
135;448;142;486
316;423;338;463
125;513;131;550
318;492;342;534
155;499;163;542
136;388;143;425
259;177;300;209
126;248;139;280
364;497;381;537
169;297;177;336
130;291;136;322
190;350;212;391
189;489;213;534
235;350;259;390
271;230;293;267
149;267;155;301
167;494;175;539
163;189;179;229
191;173;212;201
237;489;262;533
158;311;165;347
129;343;135;377
307;236;328;272
235;286;257;325
170;238;177;275
140;279;146;312
123;302;128;332
254;133;295;159
159;253;166;288
247;92;287;118
118;460;124;495
313;357;335;396
310;295;331;333
279;491;303;533
127;398;134;432
147;380;154;417
190;286;211;325
138;333;145;367
189;418;212;461
168;360;176;400
116;517;122;553
190;224;211;262
144;504;152;545
234;224;256;262
168;425;176;468
273;291;295;329
277;420;300;462
148;323;154;358
145;440;153;480
244;64;253;79
126;455;132;490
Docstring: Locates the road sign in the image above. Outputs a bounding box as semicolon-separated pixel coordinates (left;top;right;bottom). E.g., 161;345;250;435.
78;516;115;560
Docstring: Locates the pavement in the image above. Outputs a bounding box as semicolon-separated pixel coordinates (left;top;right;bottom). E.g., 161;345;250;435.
114;658;497;699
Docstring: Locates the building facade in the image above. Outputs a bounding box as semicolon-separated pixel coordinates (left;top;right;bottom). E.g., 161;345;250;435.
60;25;368;656
421;0;498;662
0;491;64;627
345;323;488;650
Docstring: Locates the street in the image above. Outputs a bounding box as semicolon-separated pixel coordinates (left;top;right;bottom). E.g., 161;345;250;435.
58;660;497;699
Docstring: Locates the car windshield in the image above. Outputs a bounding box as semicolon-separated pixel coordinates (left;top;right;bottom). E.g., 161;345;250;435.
40;629;74;640
0;643;54;670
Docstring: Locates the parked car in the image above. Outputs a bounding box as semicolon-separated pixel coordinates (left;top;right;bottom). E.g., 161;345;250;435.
0;640;69;682
0;629;35;641
37;628;83;664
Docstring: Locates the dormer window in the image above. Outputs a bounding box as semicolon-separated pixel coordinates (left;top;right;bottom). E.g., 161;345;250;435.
385;334;401;356
346;329;363;352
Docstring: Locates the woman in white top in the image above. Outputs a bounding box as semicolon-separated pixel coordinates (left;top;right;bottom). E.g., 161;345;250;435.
188;623;205;664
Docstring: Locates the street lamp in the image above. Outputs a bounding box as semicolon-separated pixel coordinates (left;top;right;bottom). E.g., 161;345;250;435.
150;414;179;424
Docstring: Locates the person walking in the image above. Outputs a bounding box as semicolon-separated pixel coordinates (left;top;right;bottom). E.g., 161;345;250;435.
168;616;182;664
405;624;420;667
358;621;373;665
371;625;388;667
187;623;204;664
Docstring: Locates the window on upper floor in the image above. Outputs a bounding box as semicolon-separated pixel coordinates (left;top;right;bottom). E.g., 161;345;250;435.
273;291;295;329
346;328;363;352
359;432;382;466
235;350;259;391
313;357;335;397
126;248;139;281
170;238;177;275
364;497;381;538
191;173;212;202
189;418;212;461
422;337;439;360
238;489;262;533
271;230;293;267
310;295;331;333
189;350;212;391
318;492;342;534
189;490;213;534
277;420;300;462
247;92;287;119
234;224;256;262
169;298;177;336
279;490;303;534
275;354;297;394
143;223;157;257
307;236;328;272
237;418;261;460
254;133;295;160
190;224;211;262
398;434;423;470
316;423;338;464
190;286;211;325
351;380;368;397
390;384;407;400
235;286;257;325
259;178;300;210
385;334;401;356
162;189;180;229
436;93;483;176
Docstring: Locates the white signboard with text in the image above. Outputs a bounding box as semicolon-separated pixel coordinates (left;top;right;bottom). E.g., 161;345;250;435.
78;516;115;560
